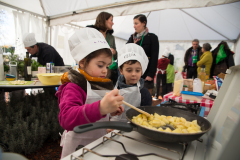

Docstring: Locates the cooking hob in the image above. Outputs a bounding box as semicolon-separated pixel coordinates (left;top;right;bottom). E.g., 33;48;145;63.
62;130;198;160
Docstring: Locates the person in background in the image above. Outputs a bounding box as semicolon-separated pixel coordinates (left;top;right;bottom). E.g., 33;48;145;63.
184;39;202;79
87;12;118;85
111;43;152;123
55;28;124;158
23;33;64;66
153;48;170;101
197;43;213;76
127;14;159;95
166;54;175;93
210;41;235;77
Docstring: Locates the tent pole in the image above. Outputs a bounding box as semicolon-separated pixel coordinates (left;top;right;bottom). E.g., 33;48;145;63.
179;9;234;42
50;26;52;45
39;0;49;44
0;1;44;18
39;0;47;17
45;18;50;44
147;12;151;18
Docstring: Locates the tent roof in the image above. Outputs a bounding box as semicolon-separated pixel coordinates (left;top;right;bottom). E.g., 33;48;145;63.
1;0;239;41
1;0;44;16
72;2;240;41
1;0;239;18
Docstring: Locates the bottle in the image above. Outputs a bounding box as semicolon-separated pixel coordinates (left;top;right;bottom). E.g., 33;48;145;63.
198;65;206;93
0;48;4;81
198;65;206;82
75;63;78;70
50;62;54;73
24;52;32;81
46;62;51;73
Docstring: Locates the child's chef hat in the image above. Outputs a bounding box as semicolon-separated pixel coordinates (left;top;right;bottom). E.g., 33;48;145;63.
23;33;37;47
162;47;170;58
118;43;148;75
68;28;110;63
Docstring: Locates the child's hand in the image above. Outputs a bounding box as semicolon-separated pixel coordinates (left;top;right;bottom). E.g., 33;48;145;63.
99;89;124;116
110;105;124;116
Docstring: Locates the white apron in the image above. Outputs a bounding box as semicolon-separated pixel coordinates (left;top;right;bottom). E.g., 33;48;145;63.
157;68;166;74
110;82;141;122
60;81;110;158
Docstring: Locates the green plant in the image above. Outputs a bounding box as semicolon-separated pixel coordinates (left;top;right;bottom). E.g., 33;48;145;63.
31;59;40;71
4;64;9;72
0;90;63;154
17;61;24;77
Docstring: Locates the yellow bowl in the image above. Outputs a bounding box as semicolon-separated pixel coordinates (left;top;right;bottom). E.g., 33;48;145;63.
36;73;63;85
6;78;16;81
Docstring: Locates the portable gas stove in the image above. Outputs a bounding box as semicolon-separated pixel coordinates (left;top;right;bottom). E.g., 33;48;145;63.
63;65;240;160
62;130;198;160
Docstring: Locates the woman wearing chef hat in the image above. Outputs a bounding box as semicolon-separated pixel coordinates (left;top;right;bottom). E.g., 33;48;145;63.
56;28;124;158
110;43;152;123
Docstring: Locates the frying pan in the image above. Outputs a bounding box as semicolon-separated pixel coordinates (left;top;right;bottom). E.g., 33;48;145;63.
74;106;211;143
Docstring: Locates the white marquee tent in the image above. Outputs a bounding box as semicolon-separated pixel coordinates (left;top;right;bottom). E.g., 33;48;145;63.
1;0;240;68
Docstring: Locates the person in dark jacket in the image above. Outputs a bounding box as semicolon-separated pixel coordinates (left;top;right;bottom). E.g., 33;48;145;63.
23;33;64;66
127;14;159;95
87;12;118;85
184;39;202;79
210;41;235;77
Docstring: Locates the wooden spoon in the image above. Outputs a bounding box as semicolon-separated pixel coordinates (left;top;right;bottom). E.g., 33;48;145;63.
105;92;151;117
122;100;151;117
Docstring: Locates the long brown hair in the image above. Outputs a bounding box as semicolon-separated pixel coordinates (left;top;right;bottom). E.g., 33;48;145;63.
95;12;113;32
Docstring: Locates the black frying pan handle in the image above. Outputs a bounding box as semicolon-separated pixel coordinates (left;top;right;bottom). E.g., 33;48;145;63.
73;121;134;134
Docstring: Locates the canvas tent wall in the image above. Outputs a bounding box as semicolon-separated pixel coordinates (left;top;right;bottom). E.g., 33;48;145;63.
0;0;239;67
49;0;240;68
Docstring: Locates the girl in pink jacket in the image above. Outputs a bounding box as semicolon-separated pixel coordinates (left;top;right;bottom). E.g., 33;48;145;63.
56;28;124;158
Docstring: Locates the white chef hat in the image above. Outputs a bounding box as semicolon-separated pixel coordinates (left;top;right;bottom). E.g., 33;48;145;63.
23;33;37;47
162;47;170;58
68;28;110;63
118;43;149;75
